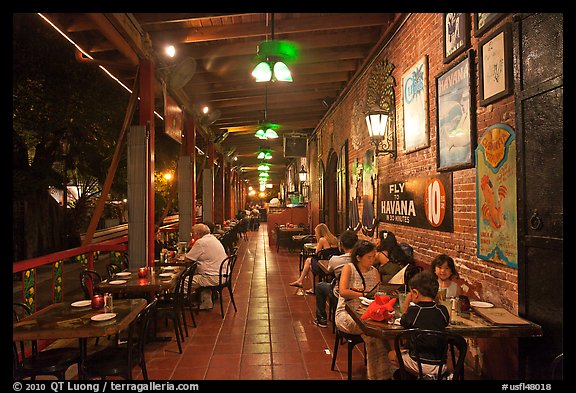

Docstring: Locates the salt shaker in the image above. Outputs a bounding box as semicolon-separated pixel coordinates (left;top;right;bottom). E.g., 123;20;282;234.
104;293;113;312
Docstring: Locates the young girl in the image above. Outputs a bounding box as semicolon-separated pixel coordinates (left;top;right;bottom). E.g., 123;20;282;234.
401;254;462;313
289;223;339;289
431;254;462;300
335;240;393;380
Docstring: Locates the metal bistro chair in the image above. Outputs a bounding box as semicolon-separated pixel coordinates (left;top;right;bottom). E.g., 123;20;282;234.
298;234;317;273
153;265;196;354
330;328;366;380
13;302;81;381
82;300;158;380
204;254;238;318
393;328;468;380
311;247;342;294
79;269;102;299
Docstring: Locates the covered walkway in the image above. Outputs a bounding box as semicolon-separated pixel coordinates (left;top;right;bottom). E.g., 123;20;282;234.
78;223;366;380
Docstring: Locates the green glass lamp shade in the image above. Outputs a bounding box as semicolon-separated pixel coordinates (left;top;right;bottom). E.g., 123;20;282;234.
258;163;271;171
264;128;279;139
252;61;272;82
273;61;293;82
255;128;267;139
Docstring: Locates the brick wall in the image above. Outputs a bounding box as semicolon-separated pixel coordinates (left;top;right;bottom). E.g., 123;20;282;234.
310;13;522;377
313;13;519;310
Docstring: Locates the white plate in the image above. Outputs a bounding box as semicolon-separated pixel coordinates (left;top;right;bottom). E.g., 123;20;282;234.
115;272;131;277
359;297;374;306
161;267;175;272
91;313;117;322
71;300;91;308
470;301;494;308
109;280;127;285
159;273;173;278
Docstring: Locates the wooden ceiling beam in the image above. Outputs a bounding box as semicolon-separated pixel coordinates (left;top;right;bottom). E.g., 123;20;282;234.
144;13;389;43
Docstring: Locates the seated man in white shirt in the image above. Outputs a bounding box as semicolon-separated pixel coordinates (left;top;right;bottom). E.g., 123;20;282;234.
184;223;228;310
312;229;358;328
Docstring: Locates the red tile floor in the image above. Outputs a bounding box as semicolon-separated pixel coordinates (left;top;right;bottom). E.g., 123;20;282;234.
139;223;368;380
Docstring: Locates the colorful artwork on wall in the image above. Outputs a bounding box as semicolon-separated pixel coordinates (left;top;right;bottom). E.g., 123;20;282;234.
476;123;518;268
402;55;430;153
435;53;476;171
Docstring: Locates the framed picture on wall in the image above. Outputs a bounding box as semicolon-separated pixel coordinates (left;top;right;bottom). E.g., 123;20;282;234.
478;23;513;106
435;52;475;172
474;13;505;37
443;13;470;64
402;55;429;153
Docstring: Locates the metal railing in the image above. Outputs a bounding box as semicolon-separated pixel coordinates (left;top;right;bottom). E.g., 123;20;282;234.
13;216;179;313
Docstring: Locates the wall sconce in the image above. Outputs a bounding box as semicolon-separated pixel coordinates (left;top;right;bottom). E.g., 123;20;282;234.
298;165;308;182
365;109;396;158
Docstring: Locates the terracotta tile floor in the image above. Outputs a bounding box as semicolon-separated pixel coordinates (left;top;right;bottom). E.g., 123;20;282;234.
139;223;368;380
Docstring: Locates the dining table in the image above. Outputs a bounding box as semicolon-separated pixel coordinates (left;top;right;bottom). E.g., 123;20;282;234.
95;266;186;299
276;226;307;252
345;297;543;339
13;298;147;380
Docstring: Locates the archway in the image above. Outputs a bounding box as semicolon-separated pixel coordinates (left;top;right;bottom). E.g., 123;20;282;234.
326;150;338;234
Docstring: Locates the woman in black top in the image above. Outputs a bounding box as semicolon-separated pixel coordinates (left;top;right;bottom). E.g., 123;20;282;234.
375;230;414;283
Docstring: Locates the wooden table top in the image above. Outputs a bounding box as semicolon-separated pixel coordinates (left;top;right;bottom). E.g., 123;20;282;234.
345;298;543;339
96;266;185;294
13;298;147;341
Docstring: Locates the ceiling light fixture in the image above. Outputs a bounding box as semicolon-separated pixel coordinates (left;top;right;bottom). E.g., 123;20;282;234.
251;13;297;83
254;84;280;140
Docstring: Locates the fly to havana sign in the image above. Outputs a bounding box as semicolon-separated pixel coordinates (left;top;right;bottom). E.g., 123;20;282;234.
378;173;453;232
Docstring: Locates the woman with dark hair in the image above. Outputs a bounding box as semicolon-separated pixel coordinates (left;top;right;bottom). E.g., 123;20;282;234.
335;240;393;380
375;230;414;283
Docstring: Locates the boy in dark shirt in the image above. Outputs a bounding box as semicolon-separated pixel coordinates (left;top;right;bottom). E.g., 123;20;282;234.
388;270;450;377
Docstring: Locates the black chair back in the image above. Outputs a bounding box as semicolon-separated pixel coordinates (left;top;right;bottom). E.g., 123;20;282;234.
316;247;343;260
79;270;102;299
219;254;237;287
83;299;157;380
394;328;467;380
13;302;80;380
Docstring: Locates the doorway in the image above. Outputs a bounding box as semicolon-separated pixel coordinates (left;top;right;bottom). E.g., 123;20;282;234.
326;150;338;233
515;13;563;379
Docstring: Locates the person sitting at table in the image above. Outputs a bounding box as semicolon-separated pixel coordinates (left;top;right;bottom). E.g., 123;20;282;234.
374;230;414;283
289;223;339;291
312;229;358;328
154;226;167;261
388;270;450;377
336;240;394;380
400;254;462;313
184;223;228;311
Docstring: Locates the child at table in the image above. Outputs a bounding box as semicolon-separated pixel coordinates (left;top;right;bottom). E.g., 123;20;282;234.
432;254;462;300
388;270;450;377
400;254;462;313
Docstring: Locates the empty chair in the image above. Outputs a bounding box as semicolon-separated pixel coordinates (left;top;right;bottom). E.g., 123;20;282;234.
81;300;158;380
106;262;123;278
393;328;467;380
13;302;81;380
551;353;563;380
202;254;238;318
298;234;317;273
311;247;343;293
153;264;197;353
79;269;102;299
330;328;366;380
